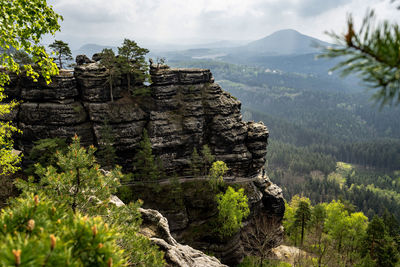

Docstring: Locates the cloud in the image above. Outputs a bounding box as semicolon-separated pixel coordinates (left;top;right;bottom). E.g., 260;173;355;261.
296;0;349;17
45;0;400;49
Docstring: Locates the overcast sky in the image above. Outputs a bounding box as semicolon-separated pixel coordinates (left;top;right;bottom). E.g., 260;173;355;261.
46;0;400;50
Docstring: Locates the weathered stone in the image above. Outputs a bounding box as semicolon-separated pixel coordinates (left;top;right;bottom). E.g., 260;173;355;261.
18;122;94;150
86;102;147;123
74;62;123;102
5;62;284;266
150;68;212;86
91;53;103;62
4;71;77;101
19;102;87;125
93;121;146;152
76;54;94;65
247;121;269;141
139;208;228;267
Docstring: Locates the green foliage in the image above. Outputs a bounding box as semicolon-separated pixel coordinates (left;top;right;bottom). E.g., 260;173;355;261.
239;256;291;267
363;216;398;267
284;196;372;266
96;121;117;170
16;135;166;266
14;50;33;66
188;144;216;176
132;129;160;181
117;38;150;90
201;144;215;175
17;135;122;215
209;161;228;191
100;48;120;102
106;202;165;266
321;9;400;106
0;121;22;175
49;40;73;69
189;147;202;176
25;138;68;176
294;200;311;246
0;193;126;266
216;186;250;238
0;0;61;83
0;0;62;175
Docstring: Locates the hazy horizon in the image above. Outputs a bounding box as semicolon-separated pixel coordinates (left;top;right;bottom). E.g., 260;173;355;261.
44;0;400;51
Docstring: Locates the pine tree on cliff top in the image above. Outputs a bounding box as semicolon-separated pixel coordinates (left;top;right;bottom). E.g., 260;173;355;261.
49;40;73;69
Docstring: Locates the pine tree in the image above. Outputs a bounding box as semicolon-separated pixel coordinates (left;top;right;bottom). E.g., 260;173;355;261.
16;135;166;266
49;40;73;69
201;144;215;175
96;121;117;170
189;147;202;176
363;216;398;267
17;135;122;214
132;129;159;181
294;200;311;247
25;137;68;176
117;38;150;91
100;49;120;102
0;193;126;266
321;5;400;106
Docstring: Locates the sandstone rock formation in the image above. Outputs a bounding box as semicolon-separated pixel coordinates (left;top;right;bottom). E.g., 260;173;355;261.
139;208;228;267
5;62;268;177
3;59;285;265
109;195;227;267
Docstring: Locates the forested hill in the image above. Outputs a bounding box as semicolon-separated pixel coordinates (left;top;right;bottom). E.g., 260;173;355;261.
169;59;400;221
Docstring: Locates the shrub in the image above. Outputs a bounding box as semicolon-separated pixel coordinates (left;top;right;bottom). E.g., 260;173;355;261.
0;193;126;266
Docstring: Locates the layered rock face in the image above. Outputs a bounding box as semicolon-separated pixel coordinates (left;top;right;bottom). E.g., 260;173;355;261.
3;62;284;265
5;63;268;176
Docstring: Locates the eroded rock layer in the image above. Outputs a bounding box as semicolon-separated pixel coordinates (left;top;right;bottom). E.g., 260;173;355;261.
3;62;284;265
5;64;268;176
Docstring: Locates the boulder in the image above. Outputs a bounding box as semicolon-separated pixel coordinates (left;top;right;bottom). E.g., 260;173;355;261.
76;54;94;65
139;208;228;267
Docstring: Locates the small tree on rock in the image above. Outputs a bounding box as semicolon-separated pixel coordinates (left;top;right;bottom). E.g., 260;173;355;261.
100;48;120;102
132;129;160;181
96;121;117;170
216;186;250;238
118;39;150;91
209;160;228;191
49;40;73;69
201;144;215;175
189;147;202;176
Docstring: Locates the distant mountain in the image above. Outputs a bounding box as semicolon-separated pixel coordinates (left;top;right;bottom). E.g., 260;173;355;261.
72;44;117;58
241;29;331;55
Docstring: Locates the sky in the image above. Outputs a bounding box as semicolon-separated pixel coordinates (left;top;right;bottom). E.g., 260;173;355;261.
46;0;400;50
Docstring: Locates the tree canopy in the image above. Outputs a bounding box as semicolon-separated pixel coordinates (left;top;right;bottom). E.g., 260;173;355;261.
118;38;150;89
49;40;73;69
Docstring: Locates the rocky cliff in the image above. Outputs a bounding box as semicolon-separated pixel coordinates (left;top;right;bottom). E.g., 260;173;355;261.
4;62;267;176
3;58;285;265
